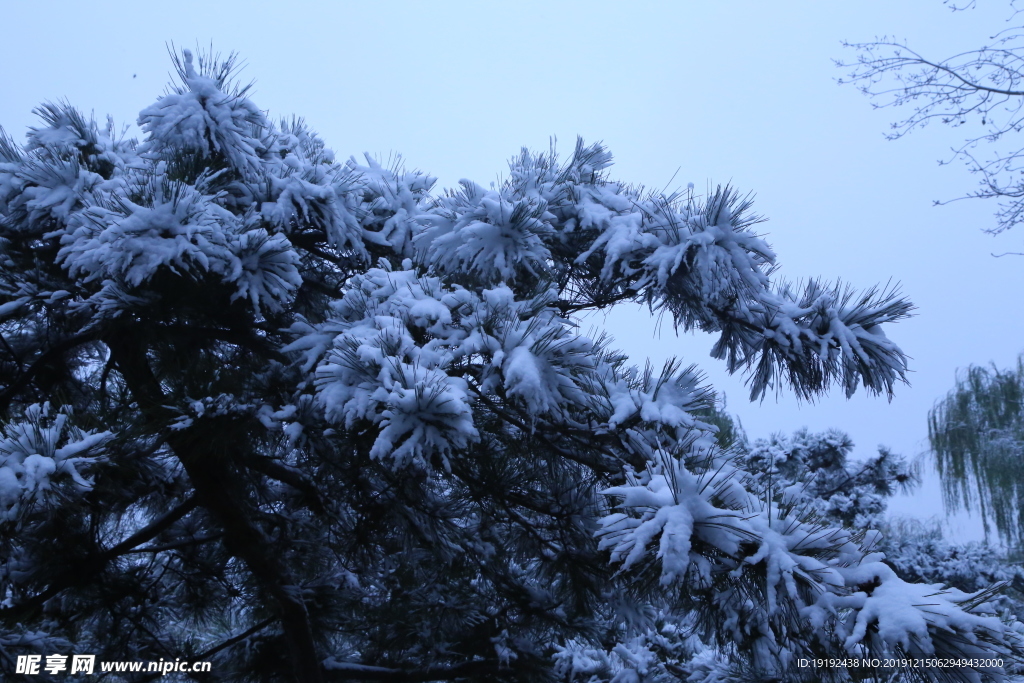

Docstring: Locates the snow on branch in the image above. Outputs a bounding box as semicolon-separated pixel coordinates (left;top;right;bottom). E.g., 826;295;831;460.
2;47;1012;683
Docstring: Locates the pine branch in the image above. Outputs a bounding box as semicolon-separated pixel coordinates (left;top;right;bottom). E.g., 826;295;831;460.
323;658;504;682
0;331;99;412
246;456;326;514
122;533;223;554
0;496;199;622
106;335;324;683
465;379;624;475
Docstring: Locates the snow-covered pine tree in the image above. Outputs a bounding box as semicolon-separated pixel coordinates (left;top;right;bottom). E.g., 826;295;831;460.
638;425;1024;682
733;425;1024;625
739;428;917;530
0;48;1021;682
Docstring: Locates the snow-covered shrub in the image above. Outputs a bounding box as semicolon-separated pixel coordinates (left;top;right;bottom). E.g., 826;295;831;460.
883;518;1024;621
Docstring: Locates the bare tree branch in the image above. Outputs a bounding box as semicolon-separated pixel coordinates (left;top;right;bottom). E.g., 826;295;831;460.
838;8;1024;234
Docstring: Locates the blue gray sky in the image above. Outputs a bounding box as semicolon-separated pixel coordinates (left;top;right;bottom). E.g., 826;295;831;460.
3;0;1022;540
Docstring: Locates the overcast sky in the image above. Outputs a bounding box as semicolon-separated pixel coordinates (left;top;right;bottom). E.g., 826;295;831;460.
3;0;1021;541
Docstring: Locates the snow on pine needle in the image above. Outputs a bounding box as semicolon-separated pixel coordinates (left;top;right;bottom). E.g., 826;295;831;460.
0;403;110;523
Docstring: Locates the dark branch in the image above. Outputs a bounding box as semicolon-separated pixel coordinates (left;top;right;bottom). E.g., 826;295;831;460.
0;496;199;620
323;659;503;682
247;456;326;513
839;23;1024;233
0;332;98;412
107;335;324;683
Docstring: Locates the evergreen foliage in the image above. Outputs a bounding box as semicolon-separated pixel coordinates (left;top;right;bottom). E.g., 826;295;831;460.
882;518;1024;623
557;424;1024;682
739;428;917;530
0;48;1020;682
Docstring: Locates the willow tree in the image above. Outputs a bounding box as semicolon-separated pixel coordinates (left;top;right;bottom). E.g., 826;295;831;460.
929;356;1024;544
